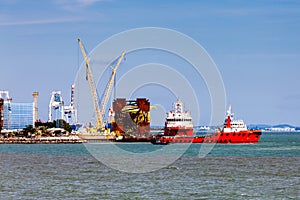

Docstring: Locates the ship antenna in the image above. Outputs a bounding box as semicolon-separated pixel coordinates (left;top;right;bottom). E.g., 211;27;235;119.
227;105;232;116
227;105;234;118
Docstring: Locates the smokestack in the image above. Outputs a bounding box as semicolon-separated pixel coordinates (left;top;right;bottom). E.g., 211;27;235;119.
0;98;4;133
32;92;39;127
71;84;75;107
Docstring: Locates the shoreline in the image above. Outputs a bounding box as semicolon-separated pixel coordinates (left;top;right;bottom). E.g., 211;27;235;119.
0;136;86;144
1;131;299;144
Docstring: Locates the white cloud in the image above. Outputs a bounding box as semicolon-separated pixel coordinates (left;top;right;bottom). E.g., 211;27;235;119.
55;0;107;11
0;17;82;26
78;0;104;6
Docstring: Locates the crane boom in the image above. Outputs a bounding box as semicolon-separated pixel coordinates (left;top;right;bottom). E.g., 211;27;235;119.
100;50;126;117
78;38;103;130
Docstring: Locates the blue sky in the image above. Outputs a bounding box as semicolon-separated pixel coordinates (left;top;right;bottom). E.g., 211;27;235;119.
0;0;300;126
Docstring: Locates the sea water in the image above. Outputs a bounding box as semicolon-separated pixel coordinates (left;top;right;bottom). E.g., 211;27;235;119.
0;132;299;199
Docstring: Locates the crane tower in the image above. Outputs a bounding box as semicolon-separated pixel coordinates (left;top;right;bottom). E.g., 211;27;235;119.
48;91;64;122
78;38;125;132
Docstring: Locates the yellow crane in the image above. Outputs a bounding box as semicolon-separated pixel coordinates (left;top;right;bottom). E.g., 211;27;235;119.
78;38;102;131
100;50;126;120
78;38;125;132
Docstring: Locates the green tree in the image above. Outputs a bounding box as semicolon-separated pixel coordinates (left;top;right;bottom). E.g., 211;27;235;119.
23;125;36;138
63;121;72;133
34;119;72;134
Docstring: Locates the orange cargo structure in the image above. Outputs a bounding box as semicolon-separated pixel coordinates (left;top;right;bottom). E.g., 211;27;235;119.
112;98;150;138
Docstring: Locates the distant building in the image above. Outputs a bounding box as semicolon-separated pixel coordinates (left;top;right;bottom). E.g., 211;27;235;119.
0;91;36;130
265;127;296;132
3;102;34;130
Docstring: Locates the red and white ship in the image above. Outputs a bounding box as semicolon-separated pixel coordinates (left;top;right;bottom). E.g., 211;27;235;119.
203;105;262;143
151;99;203;144
151;103;261;144
164;99;193;137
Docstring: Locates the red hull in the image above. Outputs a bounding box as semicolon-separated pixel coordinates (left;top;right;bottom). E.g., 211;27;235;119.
203;130;261;143
152;130;261;144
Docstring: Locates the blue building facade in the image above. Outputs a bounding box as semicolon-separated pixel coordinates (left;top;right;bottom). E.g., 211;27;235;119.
3;102;33;130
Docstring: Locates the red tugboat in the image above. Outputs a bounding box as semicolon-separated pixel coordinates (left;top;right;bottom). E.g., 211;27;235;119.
151;103;261;144
203;105;261;143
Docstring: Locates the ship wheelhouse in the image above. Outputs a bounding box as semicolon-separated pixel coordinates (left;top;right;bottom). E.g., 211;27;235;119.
164;99;193;136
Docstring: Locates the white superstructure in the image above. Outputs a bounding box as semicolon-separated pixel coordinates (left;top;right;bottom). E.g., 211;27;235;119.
165;99;193;128
223;105;248;132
